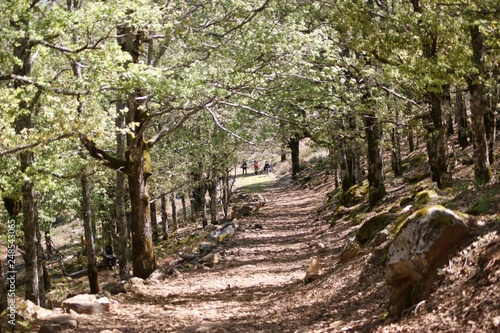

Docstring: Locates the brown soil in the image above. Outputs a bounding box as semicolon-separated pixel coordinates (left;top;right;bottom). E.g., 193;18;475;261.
50;176;499;332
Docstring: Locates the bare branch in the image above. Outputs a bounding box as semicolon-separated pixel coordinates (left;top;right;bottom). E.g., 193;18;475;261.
218;100;298;124
380;86;422;108
205;105;255;145
147;104;205;147
0;132;75;157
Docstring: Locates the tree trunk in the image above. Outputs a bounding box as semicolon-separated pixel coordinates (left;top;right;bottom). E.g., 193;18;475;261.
201;191;208;227
280;149;287;162
209;177;218;225
408;119;416;153
338;136;354;192
424;91;453;189
468;25;491;185
487;70;498;164
21;152;42;305
391;128;402;177
127;144;157;278
44;229;52;260
12;28;45;306
81;175;99;294
114;102;131;279
170;193;178;231
288;136;300;178
349;117;363;185
161;193;168;240
455;89;469;149
150;199;159;242
391;108;403;177
119;25;156;279
180;194;188;226
364;111;386;207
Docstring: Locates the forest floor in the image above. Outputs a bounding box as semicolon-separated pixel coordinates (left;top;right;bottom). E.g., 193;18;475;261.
54;167;499;333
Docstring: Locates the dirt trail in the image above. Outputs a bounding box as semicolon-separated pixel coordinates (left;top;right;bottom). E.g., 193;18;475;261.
77;180;333;333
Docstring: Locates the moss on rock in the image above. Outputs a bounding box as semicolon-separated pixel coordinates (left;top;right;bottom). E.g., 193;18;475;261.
356;212;398;246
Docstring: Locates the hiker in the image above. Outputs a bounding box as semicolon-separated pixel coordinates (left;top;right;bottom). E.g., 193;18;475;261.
253;160;259;175
263;161;270;175
241;161;248;174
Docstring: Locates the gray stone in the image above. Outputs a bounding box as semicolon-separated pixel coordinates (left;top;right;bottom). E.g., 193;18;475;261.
62;294;104;314
386;205;470;317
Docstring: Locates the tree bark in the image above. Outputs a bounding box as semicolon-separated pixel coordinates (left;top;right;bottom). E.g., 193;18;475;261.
288;136;300;178
150;199;159;242
20;152;43;305
455;89;469;149
349;117;363;185
127;143;157;278
161;193;168;240
424;91;453;189
13;33;45;306
208;176;218;225
171;193;178;231
408;120;416;153
338;136;354;192
81;175;99;294
364;111;386;207
468;25;491;185
118;26;156;278
114;102;131;279
180;194;188;226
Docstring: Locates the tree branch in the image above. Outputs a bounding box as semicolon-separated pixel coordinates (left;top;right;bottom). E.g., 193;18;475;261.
380;86;422;108
217;100;298;124
205;105;255;145
79;135;128;173
147;105;204;147
0;132;75;157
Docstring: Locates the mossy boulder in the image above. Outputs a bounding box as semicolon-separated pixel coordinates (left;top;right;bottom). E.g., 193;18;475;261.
341;184;367;207
386;205;470;318
399;196;414;207
329;205;346;226
355;213;397;246
415;190;438;206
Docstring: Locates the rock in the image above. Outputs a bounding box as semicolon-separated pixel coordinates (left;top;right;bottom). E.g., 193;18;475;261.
355;212;398;246
386;205;470;317
96;297;112;311
197;242;216;256
38;324;57;333
341;184;367;207
62;294;104;314
17;300;54;321
415;190;438;205
304;256;323;284
148;269;165;282
207;222;235;243
339;242;361;263
103;281;127;295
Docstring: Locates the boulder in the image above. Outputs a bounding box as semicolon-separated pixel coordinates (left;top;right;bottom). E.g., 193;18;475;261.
62;294;105;314
207;222;236;243
386;205;470;317
355;213;397;246
103;281;127;295
341;184;367;207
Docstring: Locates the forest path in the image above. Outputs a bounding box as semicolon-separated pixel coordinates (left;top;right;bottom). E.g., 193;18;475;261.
76;177;333;333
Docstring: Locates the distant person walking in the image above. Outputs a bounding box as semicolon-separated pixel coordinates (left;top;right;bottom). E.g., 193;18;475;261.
241;161;248;174
253;160;259;175
264;160;270;175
